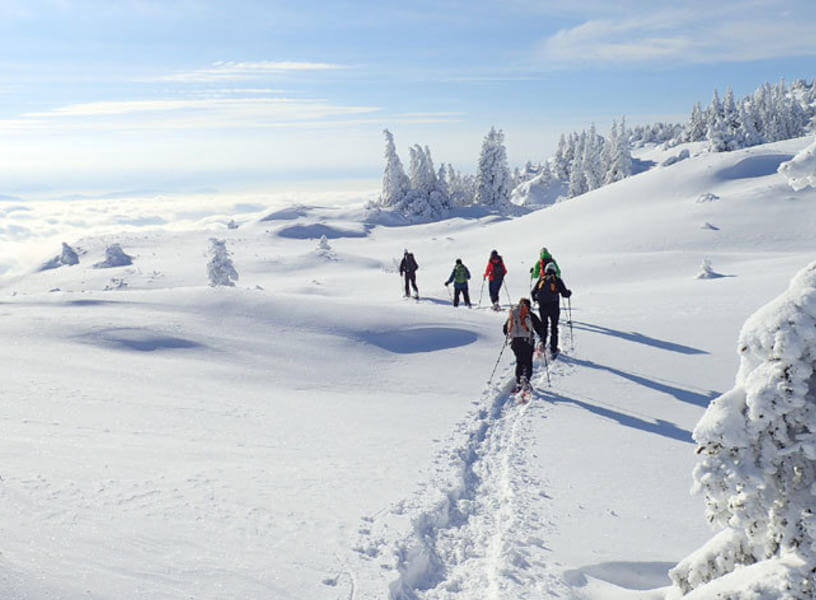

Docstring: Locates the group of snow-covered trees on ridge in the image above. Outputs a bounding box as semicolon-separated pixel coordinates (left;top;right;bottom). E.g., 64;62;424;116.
513;119;635;199
378;127;510;219
682;79;816;153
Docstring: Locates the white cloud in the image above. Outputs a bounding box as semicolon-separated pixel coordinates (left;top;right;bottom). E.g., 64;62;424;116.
14;96;382;130
156;61;349;83
536;3;816;66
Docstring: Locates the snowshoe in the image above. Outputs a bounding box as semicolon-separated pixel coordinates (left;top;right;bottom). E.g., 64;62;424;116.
516;376;532;403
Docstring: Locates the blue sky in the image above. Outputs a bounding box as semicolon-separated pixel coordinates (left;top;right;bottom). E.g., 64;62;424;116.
0;0;814;195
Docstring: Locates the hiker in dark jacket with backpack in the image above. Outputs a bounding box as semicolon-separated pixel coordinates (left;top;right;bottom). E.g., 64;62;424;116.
444;258;472;307
399;249;419;299
531;262;572;359
503;298;546;391
483;249;507;311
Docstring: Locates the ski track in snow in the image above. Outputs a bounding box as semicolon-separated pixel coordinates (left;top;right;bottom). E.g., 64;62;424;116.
360;355;573;599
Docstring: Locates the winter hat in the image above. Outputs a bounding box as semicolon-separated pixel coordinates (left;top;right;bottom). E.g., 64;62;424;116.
455;258;462;264
404;248;409;254
490;249;498;257
544;262;557;274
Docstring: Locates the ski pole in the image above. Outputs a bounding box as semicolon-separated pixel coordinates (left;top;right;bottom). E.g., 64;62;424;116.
502;278;512;306
446;284;453;303
568;296;575;351
541;343;551;386
487;338;509;386
477;278;485;307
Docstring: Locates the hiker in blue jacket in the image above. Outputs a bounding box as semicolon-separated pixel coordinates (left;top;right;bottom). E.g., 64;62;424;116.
444;258;472;308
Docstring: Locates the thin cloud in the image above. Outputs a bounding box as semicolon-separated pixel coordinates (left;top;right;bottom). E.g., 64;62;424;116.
536;4;816;66
156;61;350;83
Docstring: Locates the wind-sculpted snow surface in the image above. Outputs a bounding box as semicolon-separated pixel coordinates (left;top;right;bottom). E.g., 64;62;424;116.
669;261;816;599
779;137;816;191
382;368;569;600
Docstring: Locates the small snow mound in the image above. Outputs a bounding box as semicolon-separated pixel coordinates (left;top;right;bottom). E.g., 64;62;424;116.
93;244;133;269
661;149;690;167
779;137;816;191
695;258;724;279
510;171;566;207
227;219;239;230
696;192;719;204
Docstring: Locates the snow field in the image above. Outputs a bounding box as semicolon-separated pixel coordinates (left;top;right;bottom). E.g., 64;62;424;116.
2;137;816;598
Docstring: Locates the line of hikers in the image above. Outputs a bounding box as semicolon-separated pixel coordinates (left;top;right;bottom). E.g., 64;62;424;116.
399;246;573;392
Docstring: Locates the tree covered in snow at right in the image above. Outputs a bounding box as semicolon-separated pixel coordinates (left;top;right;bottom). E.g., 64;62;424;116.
669;261;816;599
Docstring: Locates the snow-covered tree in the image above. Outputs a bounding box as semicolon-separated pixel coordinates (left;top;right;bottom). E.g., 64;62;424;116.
605;117;633;184
380;129;410;208
552;134;570;180
475;127;512;209
445;164;476;206
684;103;708;142
207;238;238;287
669;261;816;599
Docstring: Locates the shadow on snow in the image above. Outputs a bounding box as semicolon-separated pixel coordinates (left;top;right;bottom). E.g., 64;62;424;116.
362;327;478;354
536;387;693;444
571;321;708;355
561;355;717;408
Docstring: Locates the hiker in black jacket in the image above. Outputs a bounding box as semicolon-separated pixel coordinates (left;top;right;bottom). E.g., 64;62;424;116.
531;262;572;359
399;249;419;299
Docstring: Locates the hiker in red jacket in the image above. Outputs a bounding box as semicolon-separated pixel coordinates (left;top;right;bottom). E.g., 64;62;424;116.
483;249;507;311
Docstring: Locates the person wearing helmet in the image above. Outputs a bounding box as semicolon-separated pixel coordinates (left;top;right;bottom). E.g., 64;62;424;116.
531;261;572;358
483;249;507;311
530;246;561;279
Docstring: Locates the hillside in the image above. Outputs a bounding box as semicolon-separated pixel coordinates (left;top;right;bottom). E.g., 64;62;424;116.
2;137;815;599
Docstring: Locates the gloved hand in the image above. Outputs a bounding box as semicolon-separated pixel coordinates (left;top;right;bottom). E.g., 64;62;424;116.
444;281;449;286
565;289;573;298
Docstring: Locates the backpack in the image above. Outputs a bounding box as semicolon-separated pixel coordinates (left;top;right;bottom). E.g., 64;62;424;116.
454;263;468;283
405;253;418;271
507;303;534;342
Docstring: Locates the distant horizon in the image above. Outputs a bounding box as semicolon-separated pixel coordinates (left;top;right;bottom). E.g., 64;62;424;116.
0;1;814;195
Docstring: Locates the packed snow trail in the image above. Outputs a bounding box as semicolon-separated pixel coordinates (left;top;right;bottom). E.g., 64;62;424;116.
385;359;571;599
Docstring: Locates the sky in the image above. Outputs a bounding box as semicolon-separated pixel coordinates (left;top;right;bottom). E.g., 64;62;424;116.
0;0;814;196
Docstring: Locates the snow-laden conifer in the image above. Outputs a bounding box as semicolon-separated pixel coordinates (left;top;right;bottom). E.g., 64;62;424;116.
475;127;512;209
669;262;816;599
207;238;238;287
380;129;410;208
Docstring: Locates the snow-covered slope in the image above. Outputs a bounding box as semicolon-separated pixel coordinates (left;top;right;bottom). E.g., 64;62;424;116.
2;137;815;599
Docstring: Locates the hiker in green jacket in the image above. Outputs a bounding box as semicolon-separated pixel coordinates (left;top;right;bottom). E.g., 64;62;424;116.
444;258;472;307
530;247;561;280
